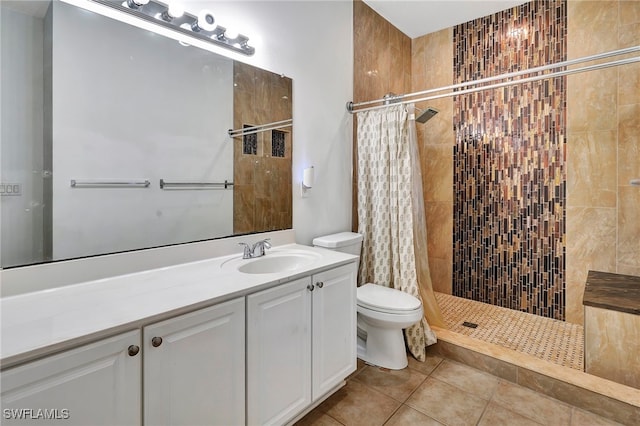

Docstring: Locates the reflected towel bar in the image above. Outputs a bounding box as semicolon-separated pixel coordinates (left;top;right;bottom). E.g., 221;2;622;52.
70;179;151;188
159;179;234;190
228;119;292;138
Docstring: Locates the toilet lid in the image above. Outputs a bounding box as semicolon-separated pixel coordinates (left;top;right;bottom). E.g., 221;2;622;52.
357;283;422;312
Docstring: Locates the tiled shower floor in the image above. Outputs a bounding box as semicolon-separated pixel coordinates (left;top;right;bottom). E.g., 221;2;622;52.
435;292;584;370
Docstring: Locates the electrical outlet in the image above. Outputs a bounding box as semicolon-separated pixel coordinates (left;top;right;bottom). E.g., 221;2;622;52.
0;183;22;196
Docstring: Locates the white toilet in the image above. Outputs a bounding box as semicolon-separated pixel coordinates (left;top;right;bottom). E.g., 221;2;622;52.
312;232;424;370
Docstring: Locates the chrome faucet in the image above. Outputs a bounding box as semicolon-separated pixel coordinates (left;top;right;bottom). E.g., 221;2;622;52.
239;238;272;259
252;238;272;257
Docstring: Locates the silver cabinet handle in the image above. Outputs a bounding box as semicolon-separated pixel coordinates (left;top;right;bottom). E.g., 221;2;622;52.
307;284;315;292
316;282;324;289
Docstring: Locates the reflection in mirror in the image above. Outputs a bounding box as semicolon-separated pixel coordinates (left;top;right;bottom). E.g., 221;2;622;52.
0;0;292;268
232;63;292;235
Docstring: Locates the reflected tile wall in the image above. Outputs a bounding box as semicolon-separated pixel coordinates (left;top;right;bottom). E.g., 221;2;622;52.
233;62;292;234
452;0;568;319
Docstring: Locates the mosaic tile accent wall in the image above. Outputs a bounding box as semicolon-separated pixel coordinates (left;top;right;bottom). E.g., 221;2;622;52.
452;0;567;319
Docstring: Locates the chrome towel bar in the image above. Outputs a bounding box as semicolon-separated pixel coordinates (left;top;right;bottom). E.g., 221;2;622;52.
70;179;151;188
228;119;292;138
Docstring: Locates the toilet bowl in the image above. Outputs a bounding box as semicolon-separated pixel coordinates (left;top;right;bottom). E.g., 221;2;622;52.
356;283;423;369
312;232;424;370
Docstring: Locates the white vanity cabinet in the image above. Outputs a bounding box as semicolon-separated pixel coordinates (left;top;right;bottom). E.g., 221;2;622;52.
0;330;141;426
246;263;357;425
311;264;357;399
143;297;245;426
0;253;357;426
0;298;245;426
247;276;313;425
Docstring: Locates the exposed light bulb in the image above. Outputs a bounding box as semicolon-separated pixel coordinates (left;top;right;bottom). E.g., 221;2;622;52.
224;29;239;40
168;2;184;17
192;9;216;32
160;2;184;21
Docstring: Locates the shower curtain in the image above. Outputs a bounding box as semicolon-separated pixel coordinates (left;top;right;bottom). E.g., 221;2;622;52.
356;103;443;361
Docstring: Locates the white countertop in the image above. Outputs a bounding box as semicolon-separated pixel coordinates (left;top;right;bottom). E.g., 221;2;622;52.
0;244;357;369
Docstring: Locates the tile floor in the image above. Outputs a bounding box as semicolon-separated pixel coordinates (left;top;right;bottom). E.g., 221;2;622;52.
295;352;622;426
436;292;584;370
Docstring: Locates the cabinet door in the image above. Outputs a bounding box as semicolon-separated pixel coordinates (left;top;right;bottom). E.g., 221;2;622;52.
312;262;357;399
144;297;245;426
1;330;141;426
247;277;312;426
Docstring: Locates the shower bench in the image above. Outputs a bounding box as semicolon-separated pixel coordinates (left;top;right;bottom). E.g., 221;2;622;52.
583;270;640;389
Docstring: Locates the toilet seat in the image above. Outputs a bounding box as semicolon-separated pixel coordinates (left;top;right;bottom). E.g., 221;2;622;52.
357;283;422;313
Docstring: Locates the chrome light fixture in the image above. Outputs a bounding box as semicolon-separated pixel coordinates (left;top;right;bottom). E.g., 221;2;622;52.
191;10;216;32
125;0;148;9
159;2;184;22
91;0;255;55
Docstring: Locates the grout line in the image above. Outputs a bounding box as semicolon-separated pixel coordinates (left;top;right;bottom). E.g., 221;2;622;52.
473;396;493;426
380;403;403;426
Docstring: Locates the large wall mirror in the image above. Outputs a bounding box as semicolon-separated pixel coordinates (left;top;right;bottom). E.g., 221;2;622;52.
0;0;293;268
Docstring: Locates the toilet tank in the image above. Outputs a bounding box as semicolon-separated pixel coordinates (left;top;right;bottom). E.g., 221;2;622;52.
312;232;363;256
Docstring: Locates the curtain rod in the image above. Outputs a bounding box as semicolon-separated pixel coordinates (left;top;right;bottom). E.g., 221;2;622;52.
347;45;640;114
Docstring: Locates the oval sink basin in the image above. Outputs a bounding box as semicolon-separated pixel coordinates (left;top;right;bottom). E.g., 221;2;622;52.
221;250;321;274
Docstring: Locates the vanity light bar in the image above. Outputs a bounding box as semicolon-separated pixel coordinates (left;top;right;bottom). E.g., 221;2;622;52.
87;0;255;55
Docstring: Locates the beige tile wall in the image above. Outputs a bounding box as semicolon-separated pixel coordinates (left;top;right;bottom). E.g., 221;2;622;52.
584;305;640;388
566;0;640;325
411;29;454;294
352;0;411;106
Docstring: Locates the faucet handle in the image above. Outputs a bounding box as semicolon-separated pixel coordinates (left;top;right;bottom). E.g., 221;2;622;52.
239;242;253;259
252;239;271;257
